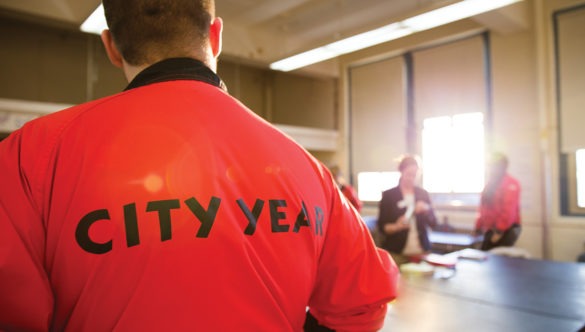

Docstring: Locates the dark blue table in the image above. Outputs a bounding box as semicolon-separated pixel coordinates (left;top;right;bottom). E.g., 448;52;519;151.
381;254;585;331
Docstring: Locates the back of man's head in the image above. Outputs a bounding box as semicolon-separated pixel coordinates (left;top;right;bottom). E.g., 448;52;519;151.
102;0;215;66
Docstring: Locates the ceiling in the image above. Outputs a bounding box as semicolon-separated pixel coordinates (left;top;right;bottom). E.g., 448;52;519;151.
0;0;529;76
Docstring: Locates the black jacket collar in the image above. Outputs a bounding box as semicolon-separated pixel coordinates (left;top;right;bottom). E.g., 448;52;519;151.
125;57;227;92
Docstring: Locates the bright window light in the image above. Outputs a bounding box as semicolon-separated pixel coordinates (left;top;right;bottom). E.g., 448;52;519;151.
357;171;400;202
422;112;484;193
577;149;585;207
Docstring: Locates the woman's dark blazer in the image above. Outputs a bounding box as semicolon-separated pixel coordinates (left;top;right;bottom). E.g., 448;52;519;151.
376;186;438;254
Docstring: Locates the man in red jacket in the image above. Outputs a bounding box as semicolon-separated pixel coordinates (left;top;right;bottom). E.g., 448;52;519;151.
0;0;398;331
475;153;522;251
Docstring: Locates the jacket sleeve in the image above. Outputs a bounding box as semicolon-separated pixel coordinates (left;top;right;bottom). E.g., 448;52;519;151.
341;185;362;213
476;178;521;233
377;190;397;235
417;188;438;229
308;179;399;331
494;179;521;232
0;131;54;331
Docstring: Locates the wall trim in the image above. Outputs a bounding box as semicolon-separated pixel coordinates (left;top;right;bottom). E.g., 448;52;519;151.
275;124;339;152
0;98;72;132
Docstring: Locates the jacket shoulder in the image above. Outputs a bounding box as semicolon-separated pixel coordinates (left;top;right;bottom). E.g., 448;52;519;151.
381;186;401;199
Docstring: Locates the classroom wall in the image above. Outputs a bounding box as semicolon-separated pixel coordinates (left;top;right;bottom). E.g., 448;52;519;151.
0;17;125;104
337;0;585;262
0;16;338;131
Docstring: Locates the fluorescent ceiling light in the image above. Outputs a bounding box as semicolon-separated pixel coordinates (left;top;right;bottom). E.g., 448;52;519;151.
270;0;523;71
81;1;523;71
80;4;106;35
270;23;414;72
403;0;523;31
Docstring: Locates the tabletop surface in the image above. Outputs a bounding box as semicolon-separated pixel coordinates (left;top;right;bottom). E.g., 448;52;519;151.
381;254;585;332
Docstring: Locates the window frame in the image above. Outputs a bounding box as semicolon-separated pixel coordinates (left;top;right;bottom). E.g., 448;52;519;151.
554;4;585;216
560;152;585;216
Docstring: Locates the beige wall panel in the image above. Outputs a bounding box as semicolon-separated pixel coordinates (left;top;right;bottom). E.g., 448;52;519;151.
271;73;336;130
413;36;486;121
36;30;86;104
0;18;49;101
90;38;127;100
236;66;269;119
217;61;238;95
515;224;544;259
0;18;124;104
550;226;585;262
217;62;269;118
349;57;406;174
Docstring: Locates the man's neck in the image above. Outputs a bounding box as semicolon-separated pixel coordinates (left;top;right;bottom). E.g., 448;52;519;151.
123;63;148;83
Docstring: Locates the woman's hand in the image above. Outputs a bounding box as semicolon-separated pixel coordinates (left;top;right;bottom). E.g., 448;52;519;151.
414;201;430;214
490;231;503;243
383;216;410;234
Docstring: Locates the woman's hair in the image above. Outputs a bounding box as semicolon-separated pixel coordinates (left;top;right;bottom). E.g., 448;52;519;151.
328;165;341;178
102;0;215;66
489;152;508;171
481;152;509;205
397;154;420;172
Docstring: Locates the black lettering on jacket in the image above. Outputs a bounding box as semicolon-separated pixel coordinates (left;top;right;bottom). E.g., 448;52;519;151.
75;209;112;255
237;198;264;235
76;197;325;254
185;196;221;238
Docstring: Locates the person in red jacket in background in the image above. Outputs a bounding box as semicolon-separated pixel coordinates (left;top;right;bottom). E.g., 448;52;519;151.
475;153;522;251
0;0;398;331
329;165;363;213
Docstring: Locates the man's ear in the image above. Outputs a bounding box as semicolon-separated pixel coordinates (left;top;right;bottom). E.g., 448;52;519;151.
101;29;124;68
209;17;223;58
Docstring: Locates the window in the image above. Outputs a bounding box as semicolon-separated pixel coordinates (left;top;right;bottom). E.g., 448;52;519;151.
554;5;585;216
422;112;485;194
562;150;585;215
575;149;585;208
357;171;400;202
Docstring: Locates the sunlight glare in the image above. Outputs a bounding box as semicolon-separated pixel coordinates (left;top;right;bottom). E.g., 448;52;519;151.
422;113;484;193
358;171;400;202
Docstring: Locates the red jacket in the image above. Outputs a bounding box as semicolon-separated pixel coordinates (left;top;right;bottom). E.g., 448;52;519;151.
475;174;521;233
340;184;362;212
0;59;398;331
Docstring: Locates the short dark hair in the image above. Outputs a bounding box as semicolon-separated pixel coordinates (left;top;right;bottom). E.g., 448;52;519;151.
102;0;215;66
